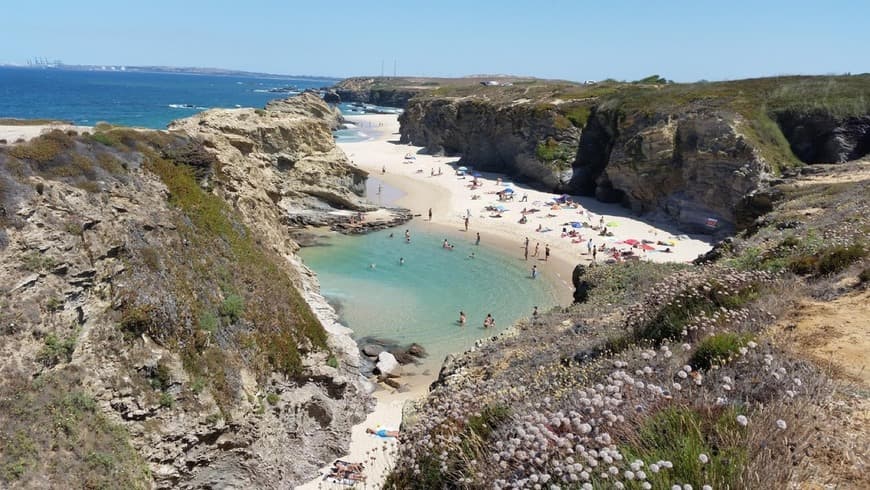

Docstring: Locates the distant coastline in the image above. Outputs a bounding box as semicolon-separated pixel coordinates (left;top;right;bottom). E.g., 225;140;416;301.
0;63;339;81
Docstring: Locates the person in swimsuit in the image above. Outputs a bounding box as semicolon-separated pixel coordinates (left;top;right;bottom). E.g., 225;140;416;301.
366;428;400;439
476;232;481;245
459;311;467;325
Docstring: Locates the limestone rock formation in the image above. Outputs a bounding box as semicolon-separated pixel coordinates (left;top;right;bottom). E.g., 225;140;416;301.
399;98;581;189
0;94;380;488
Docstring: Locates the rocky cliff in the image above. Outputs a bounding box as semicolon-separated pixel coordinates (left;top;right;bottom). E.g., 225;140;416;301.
399;98;581;188
0;95;378;488
396;75;870;234
333;77;423;107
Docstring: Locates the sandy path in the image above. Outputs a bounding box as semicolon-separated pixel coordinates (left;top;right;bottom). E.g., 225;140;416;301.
296;113;712;488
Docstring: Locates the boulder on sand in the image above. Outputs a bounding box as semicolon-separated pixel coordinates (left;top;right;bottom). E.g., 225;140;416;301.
376;351;399;375
408;343;427;358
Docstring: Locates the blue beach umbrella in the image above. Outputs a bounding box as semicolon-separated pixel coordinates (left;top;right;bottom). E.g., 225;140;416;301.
457;166;468;172
503;188;515;194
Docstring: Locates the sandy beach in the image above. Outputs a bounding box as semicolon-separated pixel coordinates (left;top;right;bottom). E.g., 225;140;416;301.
296;114;712;488
0;123;92;143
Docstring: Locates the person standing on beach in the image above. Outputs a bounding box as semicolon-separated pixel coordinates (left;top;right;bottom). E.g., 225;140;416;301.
475;232;481;245
464;216;469;231
428;208;432;221
531;265;538;279
587;238;593;254
545;244;550;261
592;246;597;262
382;165;386;174
532;242;540;257
524;236;530;249
524;244;529;261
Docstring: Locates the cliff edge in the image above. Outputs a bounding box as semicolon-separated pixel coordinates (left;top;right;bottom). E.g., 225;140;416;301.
0;95;375;488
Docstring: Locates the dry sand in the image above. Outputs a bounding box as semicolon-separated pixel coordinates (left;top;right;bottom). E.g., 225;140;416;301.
296;113;712;488
0;124;92;143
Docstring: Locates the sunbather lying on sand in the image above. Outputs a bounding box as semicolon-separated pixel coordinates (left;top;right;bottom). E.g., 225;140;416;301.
366;427;400;439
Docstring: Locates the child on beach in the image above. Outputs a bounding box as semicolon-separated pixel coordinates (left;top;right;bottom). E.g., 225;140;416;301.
531;265;538;279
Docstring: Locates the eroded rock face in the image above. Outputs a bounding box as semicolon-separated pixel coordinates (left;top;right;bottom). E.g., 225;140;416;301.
774;110;870;163
170;93;373;255
399;98;581;190
0;94;377;488
594;110;768;233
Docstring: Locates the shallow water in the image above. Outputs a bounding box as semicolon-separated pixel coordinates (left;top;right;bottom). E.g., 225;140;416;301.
298;223;562;362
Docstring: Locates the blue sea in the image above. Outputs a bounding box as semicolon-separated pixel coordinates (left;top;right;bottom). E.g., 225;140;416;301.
0;66;336;128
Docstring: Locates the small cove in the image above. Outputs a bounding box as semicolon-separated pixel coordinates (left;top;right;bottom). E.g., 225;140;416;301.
298;223;563;364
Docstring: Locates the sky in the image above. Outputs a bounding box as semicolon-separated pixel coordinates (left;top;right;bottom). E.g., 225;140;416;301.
1;0;866;82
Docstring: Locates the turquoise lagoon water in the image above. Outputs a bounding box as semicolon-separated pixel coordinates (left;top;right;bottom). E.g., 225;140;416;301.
298;224;562;362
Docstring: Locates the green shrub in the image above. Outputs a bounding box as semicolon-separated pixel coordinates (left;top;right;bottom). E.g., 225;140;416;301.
616;406;746;489
198;312;219;333
36;333;76;367
326;355;339;369
158;392;174;408
219;294;244;322
150;363;172;391
45;297;64;312
788;254;819;275
816;243;866;275
266;393;279;405
690;333;753;370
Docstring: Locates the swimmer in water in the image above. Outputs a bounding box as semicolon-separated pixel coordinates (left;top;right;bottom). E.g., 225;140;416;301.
399;257;405;265
370;263;376;270
468;252;475;259
459;311;466;326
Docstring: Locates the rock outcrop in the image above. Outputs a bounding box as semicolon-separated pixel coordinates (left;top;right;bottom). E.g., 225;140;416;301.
0;94;383;488
333;77;421;107
399;98;581;189
396;76;870;234
773;110;870;163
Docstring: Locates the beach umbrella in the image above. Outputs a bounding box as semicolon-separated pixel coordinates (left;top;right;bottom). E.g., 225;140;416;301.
503;188;515;194
570;221;582;228
457;166;468;171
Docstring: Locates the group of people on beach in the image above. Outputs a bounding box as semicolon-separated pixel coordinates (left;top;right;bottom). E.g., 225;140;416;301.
522;237;550;262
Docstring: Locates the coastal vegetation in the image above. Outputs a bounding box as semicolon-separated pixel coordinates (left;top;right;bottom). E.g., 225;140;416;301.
384;160;869;488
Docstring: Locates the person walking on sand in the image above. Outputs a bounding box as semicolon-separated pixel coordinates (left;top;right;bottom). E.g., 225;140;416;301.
459;311;467;325
464;216;469;231
475;232;481;245
428;208;433;221
531;265;538;279
532;242;540;258
524;244;529;261
592;246;597;262
382;165;386;174
587;238;593;254
545;244;550;261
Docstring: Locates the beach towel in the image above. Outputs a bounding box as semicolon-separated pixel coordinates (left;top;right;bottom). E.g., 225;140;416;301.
606;221;619;227
570;222;583;228
370;427;398;439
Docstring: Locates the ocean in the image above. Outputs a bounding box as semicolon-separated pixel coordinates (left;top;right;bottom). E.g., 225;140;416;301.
0;66;335;128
